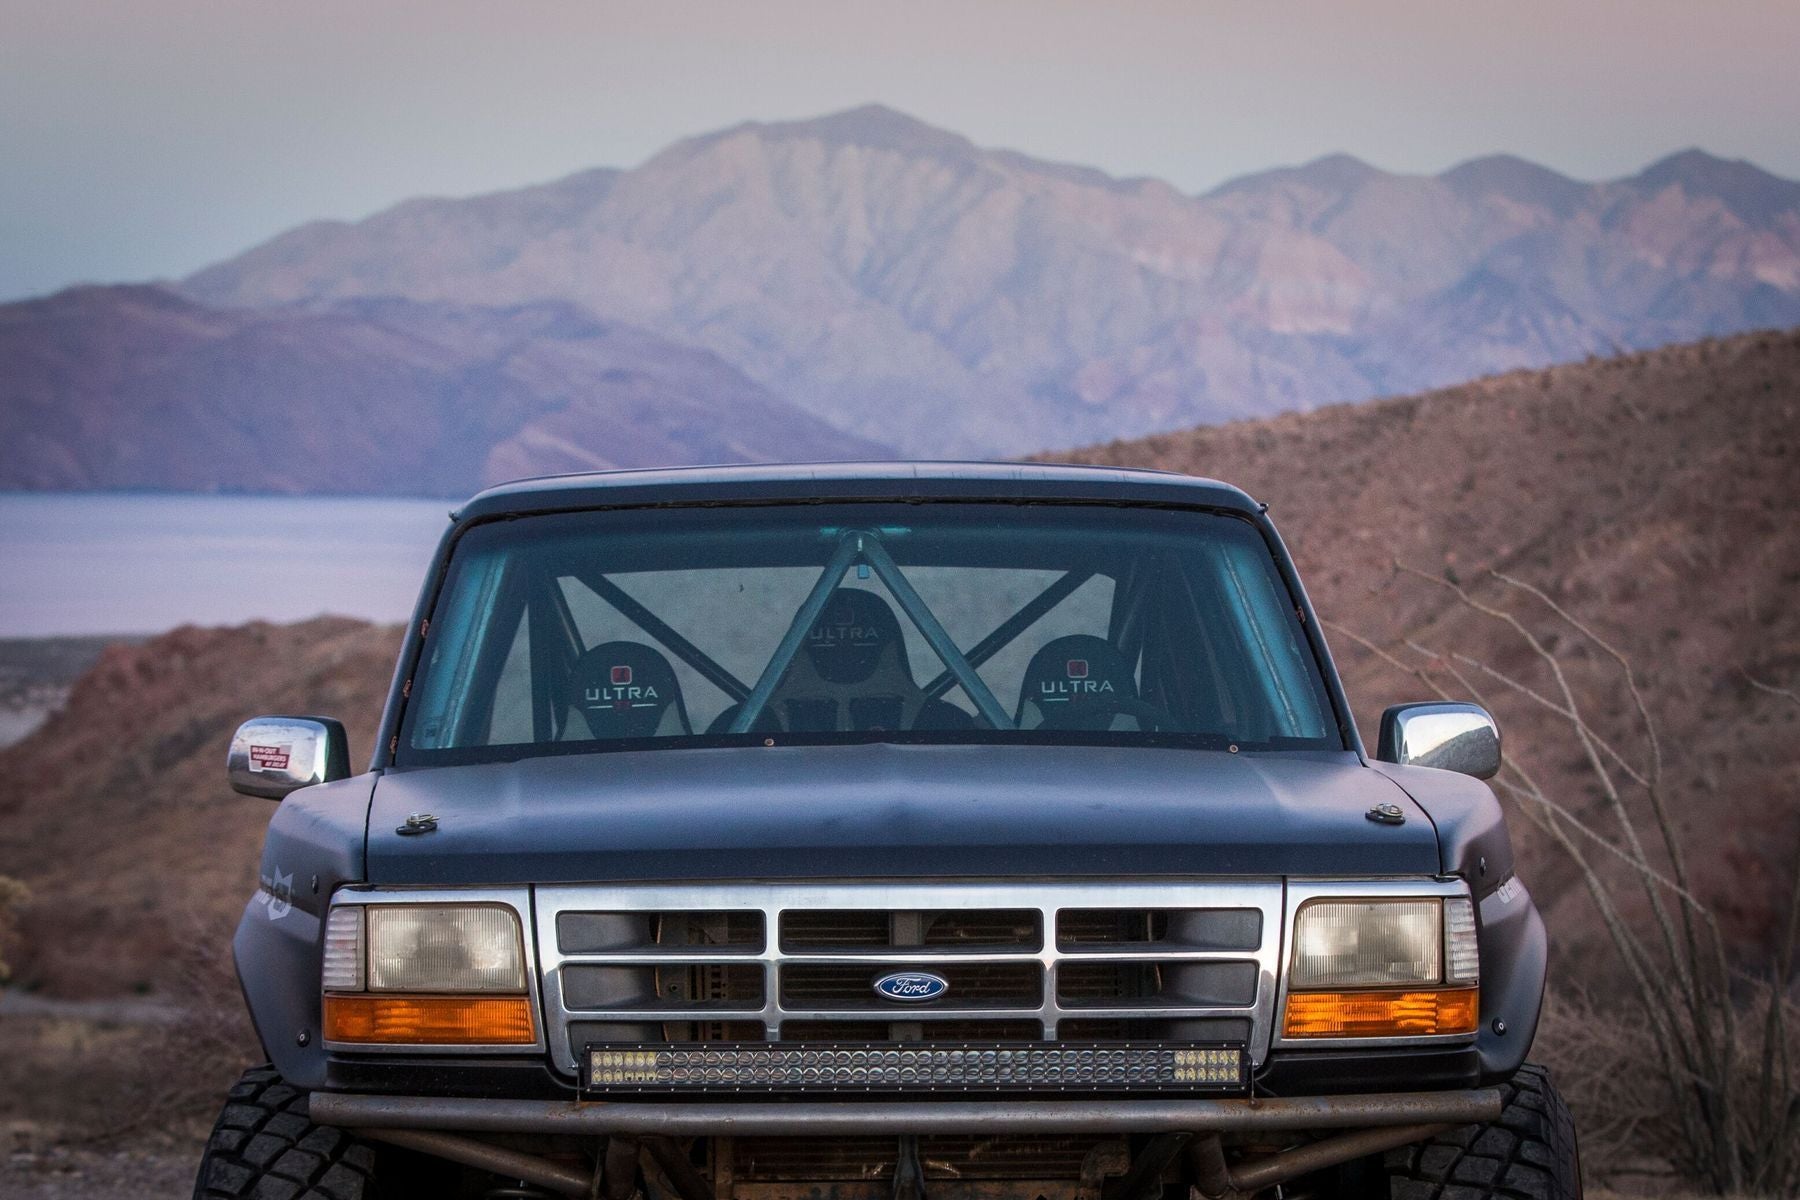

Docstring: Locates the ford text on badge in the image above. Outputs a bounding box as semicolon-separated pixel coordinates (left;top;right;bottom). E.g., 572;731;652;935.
873;971;950;1002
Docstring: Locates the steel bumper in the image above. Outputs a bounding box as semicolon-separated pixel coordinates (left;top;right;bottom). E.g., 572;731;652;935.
310;1087;1504;1137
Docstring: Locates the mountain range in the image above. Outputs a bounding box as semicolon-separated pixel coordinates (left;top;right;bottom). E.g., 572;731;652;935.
5;105;1800;490
0;286;882;494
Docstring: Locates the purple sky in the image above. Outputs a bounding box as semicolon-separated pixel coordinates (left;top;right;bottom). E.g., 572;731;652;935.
3;0;1797;302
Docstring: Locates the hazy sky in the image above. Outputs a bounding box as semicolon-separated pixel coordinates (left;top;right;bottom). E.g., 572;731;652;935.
3;0;1797;302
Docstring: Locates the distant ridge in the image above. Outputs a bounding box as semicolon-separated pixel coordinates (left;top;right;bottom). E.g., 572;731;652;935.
172;107;1800;459
0;284;886;495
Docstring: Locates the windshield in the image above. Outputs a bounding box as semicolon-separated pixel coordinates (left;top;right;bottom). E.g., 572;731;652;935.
397;502;1341;762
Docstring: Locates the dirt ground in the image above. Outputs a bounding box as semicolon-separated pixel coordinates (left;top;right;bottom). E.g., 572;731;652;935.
2;1137;202;1200
0;999;240;1200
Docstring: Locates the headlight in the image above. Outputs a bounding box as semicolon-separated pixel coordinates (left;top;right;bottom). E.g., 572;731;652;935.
366;905;527;992
1291;899;1442;989
321;900;536;1046
1282;895;1479;1039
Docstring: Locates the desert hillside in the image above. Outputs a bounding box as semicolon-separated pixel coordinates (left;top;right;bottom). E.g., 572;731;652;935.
0;285;884;495
0;619;400;994
1065;327;1800;962
1;330;1797;998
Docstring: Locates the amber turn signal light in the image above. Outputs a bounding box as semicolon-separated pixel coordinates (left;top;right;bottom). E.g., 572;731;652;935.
323;994;536;1045
1281;988;1478;1039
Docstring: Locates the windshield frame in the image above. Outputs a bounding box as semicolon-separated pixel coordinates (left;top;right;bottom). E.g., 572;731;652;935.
377;497;1358;769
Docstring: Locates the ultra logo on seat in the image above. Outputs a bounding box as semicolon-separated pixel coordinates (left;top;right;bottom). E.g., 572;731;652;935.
1038;661;1114;701
587;665;660;710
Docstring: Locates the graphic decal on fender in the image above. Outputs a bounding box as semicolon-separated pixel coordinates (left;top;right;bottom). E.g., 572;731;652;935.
255;867;294;920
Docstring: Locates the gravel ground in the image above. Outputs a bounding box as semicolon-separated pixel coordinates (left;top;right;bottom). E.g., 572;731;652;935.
3;1136;201;1200
0;1002;218;1200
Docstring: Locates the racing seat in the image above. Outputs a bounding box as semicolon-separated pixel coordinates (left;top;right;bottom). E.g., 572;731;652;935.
561;641;692;740
709;588;975;733
1015;634;1147;731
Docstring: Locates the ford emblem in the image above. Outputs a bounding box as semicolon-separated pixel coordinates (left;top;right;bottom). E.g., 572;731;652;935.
873;970;950;1003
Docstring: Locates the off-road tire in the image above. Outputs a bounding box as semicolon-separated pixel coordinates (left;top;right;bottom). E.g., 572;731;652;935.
193;1065;377;1200
1382;1063;1581;1199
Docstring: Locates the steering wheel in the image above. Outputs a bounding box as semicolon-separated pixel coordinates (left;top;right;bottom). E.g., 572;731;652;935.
1037;696;1177;732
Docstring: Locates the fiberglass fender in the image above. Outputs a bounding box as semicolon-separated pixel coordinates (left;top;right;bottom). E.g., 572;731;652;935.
231;772;372;1089
1370;761;1546;1083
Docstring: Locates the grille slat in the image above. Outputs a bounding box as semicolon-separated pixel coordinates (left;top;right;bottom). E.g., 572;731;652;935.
536;882;1282;1078
781;909;1042;952
782;962;1042;1009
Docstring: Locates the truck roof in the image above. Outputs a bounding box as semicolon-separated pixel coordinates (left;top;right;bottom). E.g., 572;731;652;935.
455;460;1262;521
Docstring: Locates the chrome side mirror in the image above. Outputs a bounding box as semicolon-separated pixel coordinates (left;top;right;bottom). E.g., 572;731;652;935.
1376;702;1501;780
227;716;351;799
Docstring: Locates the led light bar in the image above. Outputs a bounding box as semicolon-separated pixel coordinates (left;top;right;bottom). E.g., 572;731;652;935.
584;1041;1247;1094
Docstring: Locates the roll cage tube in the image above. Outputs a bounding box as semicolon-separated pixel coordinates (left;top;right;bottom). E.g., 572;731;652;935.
919;569;1094;703
729;529;1014;734
572;568;751;703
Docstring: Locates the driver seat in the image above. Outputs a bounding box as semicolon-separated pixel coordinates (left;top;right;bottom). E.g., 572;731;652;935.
710;588;975;733
769;588;928;732
1015;634;1144;731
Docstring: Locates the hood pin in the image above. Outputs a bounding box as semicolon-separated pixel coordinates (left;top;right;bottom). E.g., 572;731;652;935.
1366;802;1406;826
397;812;439;836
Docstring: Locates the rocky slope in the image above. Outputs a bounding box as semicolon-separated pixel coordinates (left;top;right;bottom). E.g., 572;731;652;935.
0;619;399;995
1066;328;1800;962
182;106;1800;457
0;285;885;495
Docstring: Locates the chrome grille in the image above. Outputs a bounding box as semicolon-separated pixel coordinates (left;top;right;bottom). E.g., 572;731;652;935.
534;882;1283;1078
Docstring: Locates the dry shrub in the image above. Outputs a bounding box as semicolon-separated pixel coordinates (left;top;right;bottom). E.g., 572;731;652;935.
1332;566;1800;1197
0;912;259;1149
1538;988;1800;1195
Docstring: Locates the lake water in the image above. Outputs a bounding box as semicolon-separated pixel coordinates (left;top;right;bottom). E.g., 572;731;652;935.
0;493;455;636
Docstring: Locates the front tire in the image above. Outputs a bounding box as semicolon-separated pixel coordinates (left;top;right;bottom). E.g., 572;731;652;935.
1381;1063;1582;1199
193;1065;377;1200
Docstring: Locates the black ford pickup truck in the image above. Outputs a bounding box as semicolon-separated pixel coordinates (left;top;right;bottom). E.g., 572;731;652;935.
197;463;1577;1200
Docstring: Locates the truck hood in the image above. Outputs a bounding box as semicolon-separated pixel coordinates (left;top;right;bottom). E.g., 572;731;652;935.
364;743;1438;884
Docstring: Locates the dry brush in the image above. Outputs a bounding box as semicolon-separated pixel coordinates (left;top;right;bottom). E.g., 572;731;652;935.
1329;565;1800;1197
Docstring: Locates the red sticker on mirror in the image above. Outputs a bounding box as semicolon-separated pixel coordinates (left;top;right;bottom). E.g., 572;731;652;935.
249;744;291;772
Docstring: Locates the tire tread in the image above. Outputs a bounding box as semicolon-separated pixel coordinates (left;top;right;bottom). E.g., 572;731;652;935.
1382;1063;1582;1200
193;1066;375;1200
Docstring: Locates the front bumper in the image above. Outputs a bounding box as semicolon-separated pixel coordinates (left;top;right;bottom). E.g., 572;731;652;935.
309;1086;1504;1136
